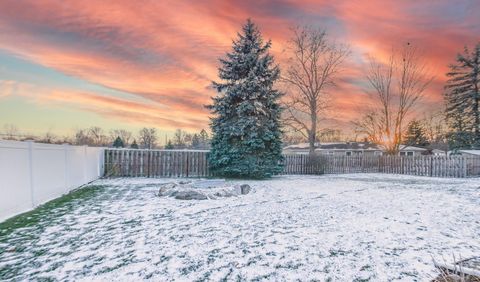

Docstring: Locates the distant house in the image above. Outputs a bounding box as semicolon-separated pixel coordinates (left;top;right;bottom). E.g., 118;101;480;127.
450;150;480;157
431;149;447;156
283;142;427;156
397;145;428;156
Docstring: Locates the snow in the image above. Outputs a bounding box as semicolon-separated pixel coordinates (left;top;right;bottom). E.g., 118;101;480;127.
1;174;479;281
458;150;480;156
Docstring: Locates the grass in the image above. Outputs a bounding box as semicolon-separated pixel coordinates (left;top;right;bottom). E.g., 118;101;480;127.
0;185;103;236
0;185;104;280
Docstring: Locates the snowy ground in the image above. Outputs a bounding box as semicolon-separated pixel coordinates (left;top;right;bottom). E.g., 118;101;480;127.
1;174;479;281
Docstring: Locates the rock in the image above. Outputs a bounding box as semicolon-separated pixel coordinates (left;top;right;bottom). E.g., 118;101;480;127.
240;184;251;195
234;184;251;195
214;189;235;198
233;184;251;195
193;180;226;189
173;190;208;200
158;187;170;196
158;183;177;196
158;181;249;200
163;183;177;189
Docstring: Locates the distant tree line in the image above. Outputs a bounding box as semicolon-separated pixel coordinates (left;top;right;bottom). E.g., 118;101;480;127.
0;124;210;150
164;129;210;150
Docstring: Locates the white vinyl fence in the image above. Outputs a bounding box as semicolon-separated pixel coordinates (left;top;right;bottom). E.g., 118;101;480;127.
0;140;104;222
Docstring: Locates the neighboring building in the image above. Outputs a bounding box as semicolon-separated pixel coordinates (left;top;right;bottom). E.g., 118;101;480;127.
449;150;480;157
431;149;447;156
283;142;427;156
397;145;427;156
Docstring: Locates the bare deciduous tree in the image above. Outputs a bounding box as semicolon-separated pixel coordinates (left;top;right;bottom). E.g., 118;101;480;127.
421;111;448;152
74;128;91;145
317;128;345;142
2;124;19;140
354;45;433;154
88;127;108;146
173;129;186;148
40;130;57;144
110;129;132;146
138;127;157;149
282;26;350;155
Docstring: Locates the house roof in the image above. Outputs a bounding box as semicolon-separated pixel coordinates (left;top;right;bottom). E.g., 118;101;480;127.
316;142;380;150
458;150;480;156
398;145;427;151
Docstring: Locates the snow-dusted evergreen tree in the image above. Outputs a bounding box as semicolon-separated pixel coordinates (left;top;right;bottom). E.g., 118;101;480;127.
445;43;480;149
130;139;139;149
208;19;283;178
404;120;428;147
112;136;125;148
164;140;174;149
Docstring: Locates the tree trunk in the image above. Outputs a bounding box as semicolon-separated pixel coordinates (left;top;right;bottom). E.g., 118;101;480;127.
473;69;480;146
309;110;317;156
309;133;316;156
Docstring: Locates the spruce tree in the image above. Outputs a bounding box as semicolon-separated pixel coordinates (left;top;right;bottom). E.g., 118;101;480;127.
444;43;480;149
164;140;174;149
404;120;428;147
208;19;283;179
130;139;139;149
112;136;124;148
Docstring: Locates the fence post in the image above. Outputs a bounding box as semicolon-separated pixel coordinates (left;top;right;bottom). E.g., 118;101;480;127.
83;145;88;183
186;152;190;177
140;151;144;177
430;156;433;177
63;143;69;193
361;155;364;173
26;140;35;208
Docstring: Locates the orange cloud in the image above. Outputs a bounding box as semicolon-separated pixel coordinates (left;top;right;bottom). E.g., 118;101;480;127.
0;0;478;134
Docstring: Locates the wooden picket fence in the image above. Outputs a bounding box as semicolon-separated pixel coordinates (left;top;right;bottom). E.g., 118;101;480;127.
104;149;209;177
104;149;480;178
282;154;480;178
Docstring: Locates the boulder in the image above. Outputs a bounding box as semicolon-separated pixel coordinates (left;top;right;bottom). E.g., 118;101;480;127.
173;190;208;200
158;183;177;196
213;189;236;198
240;184;251;195
193;180;226;189
234;184;251;195
157;181;250;200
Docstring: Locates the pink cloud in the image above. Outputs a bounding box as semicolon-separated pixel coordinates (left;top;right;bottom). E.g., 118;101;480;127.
0;0;478;132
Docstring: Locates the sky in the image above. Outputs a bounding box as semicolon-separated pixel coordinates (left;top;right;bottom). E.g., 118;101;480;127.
0;0;479;141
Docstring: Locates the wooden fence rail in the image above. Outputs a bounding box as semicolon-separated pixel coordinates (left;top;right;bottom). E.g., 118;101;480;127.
104;149;480;178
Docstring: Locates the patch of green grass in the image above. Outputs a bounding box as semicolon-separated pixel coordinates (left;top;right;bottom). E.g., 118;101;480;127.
0;185;105;237
0;185;106;280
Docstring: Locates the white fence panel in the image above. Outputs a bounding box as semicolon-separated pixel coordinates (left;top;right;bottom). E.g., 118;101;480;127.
67;146;87;190
0;140;105;222
0;141;32;222
31;143;66;206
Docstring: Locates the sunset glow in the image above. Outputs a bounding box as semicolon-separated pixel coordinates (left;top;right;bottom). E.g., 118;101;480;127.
1;0;479;139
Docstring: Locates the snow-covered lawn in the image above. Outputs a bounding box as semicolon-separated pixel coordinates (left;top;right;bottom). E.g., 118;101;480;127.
1;174;479;281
